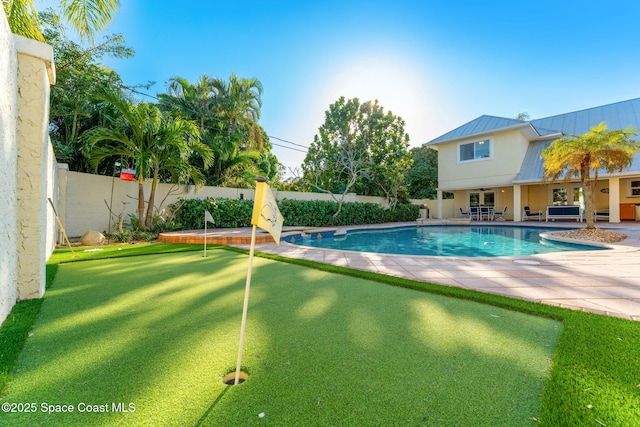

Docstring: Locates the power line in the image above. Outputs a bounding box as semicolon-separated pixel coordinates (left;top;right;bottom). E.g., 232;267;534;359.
271;142;307;153
269;135;308;149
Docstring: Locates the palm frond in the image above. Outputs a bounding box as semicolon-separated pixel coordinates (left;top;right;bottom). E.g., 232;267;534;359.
4;0;45;41
60;0;120;42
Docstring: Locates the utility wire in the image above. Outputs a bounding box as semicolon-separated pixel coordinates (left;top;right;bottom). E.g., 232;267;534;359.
269;135;309;149
271;142;307;153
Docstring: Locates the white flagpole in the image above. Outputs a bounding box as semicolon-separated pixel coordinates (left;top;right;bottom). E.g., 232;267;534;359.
234;223;258;385
204;214;207;258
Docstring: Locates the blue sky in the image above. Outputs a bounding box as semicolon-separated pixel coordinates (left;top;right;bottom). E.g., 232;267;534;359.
45;0;640;173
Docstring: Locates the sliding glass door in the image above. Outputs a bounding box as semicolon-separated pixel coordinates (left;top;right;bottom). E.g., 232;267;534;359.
468;191;495;207
552;186;584;209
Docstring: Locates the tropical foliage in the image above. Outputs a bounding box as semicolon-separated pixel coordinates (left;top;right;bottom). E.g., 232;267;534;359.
41;10;134;173
302;97;412;214
542;122;640;228
3;0;119;42
82;88;213;228
405;146;438;199
32;10;279;204
158;74;279;187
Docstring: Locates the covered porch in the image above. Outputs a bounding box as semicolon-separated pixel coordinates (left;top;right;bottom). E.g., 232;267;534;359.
433;175;640;223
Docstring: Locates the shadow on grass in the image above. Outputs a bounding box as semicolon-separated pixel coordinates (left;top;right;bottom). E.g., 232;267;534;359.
193;386;229;427
1;248;562;426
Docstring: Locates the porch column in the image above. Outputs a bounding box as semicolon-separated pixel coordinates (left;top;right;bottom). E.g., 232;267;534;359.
608;178;621;223
436;190;443;219
513;185;522;222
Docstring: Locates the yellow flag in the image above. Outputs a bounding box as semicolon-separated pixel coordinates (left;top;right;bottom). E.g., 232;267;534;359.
251;181;283;245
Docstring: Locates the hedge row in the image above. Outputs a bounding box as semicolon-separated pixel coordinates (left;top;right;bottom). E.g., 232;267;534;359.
168;197;420;230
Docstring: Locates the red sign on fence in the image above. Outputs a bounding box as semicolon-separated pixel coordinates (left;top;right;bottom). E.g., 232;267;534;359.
119;168;136;182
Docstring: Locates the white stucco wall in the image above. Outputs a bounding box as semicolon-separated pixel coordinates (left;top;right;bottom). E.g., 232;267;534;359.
0;9;19;325
15;35;56;300
0;13;57;325
61;171;407;237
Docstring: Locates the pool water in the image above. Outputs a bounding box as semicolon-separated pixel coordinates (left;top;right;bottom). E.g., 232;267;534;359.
288;226;606;257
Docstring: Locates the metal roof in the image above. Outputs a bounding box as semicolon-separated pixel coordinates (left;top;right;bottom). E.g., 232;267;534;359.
426;115;526;145
514;143;640;183
513;139;553;183
530;98;640;137
426;97;640;145
519;98;640;181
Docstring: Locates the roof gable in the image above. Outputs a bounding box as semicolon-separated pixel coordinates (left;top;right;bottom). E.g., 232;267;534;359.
427;115;525;145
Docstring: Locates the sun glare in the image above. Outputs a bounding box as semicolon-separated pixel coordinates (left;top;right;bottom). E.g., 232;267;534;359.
324;53;434;144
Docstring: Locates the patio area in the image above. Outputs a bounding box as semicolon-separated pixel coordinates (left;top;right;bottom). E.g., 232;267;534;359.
161;222;640;320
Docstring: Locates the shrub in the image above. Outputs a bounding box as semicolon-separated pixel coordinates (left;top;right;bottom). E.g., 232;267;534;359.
107;230;157;243
168;198;420;229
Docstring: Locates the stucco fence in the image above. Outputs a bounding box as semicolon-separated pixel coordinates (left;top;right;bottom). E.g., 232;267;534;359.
59;168;452;238
1;10;58;325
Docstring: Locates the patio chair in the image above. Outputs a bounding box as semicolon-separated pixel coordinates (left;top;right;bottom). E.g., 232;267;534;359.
494;206;507;221
470;206;480;220
523;206;542;221
479;206;493;221
459;207;471;219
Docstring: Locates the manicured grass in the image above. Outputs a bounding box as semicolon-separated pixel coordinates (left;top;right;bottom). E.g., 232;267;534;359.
1;244;639;425
1;247;560;426
47;242;211;265
0;300;42;395
0;244;204;403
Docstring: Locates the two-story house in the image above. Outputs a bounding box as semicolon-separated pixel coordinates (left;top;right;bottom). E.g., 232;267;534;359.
424;98;640;222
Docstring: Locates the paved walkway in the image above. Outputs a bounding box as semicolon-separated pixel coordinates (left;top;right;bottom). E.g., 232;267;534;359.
248;222;640;321
164;222;640;320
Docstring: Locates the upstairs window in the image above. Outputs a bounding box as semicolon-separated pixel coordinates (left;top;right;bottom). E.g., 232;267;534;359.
629;179;640;196
458;139;491;162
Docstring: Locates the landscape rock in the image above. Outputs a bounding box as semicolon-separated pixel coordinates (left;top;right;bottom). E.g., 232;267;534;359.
80;230;105;246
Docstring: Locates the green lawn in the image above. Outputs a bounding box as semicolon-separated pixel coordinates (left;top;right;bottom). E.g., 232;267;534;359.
1;244;639;426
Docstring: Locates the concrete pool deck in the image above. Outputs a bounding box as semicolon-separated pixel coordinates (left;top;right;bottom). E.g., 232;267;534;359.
161;221;640;320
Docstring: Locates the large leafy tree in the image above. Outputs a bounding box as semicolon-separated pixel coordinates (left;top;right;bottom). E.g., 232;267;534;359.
158;74;276;187
303;97;411;213
366;101;412;208
4;0;119;42
41;10;134;172
542;122;640;229
405;146;439;199
83;88;213;228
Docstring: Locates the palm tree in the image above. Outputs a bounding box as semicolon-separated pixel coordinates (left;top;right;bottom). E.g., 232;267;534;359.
542;122;640;229
159;74;269;186
212;74;263;142
4;0;119;42
83;88;213;228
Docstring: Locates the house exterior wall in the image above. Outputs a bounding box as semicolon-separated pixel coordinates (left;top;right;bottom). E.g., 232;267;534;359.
523;184;547;211
438;129;530;190
620;177;640;204
0;11;19;325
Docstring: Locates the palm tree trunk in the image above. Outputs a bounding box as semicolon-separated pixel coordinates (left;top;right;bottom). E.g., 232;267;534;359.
583;163;596;229
137;178;145;229
145;168;159;228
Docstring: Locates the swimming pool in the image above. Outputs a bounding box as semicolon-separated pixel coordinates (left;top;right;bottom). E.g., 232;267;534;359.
286;225;606;257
